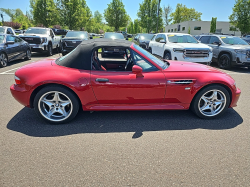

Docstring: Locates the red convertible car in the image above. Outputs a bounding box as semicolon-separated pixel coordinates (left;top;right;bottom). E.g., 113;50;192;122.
10;39;241;124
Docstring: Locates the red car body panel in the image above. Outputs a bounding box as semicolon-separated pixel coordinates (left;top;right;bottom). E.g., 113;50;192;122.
10;45;241;112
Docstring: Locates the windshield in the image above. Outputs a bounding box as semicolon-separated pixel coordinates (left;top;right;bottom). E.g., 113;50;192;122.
66;31;88;38
168;34;198;43
0;27;5;33
133;44;167;69
221;36;248;45
104;33;124;39
139;34;155;41
0;35;5;43
25;28;47;35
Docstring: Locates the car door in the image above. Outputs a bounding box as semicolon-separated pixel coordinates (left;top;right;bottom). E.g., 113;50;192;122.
158;34;166;57
50;29;57;48
6;35;19;61
208;36;220;59
154;34;163;56
90;49;166;105
13;36;24;59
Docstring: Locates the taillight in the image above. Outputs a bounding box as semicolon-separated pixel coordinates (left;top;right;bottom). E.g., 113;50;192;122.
15;75;21;85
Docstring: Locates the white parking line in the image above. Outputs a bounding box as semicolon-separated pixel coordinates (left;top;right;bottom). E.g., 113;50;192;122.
0;67;20;75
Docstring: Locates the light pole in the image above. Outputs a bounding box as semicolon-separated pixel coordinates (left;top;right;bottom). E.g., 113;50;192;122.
156;0;161;33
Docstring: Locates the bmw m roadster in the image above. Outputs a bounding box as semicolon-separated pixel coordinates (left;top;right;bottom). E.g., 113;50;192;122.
10;39;241;124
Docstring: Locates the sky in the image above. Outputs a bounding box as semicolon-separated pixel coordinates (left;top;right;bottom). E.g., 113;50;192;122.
0;0;236;23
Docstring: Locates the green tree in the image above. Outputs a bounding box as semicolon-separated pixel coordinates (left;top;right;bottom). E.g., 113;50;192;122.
128;21;134;34
94;10;103;24
162;4;172;26
210;17;217;33
133;19;139;34
58;0;89;30
32;0;59;27
104;0;129;31
170;3;202;24
0;8;24;21
229;0;250;35
137;0;163;33
188;26;191;34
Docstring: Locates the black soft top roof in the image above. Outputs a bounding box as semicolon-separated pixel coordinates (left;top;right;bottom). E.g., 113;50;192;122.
57;38;132;70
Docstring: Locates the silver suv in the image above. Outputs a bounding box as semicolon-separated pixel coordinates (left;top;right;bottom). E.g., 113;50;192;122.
198;35;250;69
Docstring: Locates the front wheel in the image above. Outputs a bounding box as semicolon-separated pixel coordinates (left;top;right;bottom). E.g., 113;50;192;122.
164;52;171;60
24;49;31;60
191;85;230;119
0;52;8;68
47;44;53;56
34;86;79;124
218;54;231;69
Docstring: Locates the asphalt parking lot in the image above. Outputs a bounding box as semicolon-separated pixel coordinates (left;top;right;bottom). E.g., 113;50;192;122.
0;53;250;186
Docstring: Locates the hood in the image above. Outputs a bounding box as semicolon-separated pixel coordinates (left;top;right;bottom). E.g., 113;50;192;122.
170;42;211;49
165;60;225;73
19;34;47;38
222;44;250;50
18;58;55;70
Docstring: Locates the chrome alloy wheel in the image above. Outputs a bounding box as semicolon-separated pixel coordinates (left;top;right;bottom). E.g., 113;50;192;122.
38;91;73;122
198;89;226;117
0;53;8;67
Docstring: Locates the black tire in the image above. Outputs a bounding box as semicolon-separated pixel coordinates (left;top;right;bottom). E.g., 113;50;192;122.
148;48;152;54
163;51;171;60
57;42;62;53
0;52;8;68
47;44;53;56
191;85;230;119
24;49;31;60
218;54;232;69
34;85;80;124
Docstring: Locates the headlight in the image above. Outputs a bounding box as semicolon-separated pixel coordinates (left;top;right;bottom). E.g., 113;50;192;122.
235;49;247;54
209;48;213;53
173;48;184;53
41;37;47;43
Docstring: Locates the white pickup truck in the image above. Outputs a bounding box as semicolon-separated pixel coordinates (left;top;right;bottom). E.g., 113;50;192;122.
149;33;213;64
19;27;61;56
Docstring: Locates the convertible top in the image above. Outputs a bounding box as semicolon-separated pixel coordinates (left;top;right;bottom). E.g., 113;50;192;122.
57;38;133;70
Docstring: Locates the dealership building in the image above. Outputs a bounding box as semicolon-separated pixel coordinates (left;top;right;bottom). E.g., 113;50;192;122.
165;21;241;36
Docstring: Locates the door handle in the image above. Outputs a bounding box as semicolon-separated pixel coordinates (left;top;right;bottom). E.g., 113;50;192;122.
96;78;109;82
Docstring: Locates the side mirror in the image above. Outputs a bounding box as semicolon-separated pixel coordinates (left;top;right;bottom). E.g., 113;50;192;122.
159;39;166;43
62;35;65;38
213;41;221;46
6;41;14;45
90;36;93;39
132;65;144;77
126;37;128;40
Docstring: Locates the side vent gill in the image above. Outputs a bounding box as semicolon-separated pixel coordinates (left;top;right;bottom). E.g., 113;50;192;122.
167;80;194;84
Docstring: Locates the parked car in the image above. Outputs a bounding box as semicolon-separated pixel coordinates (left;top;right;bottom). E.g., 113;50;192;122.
198;35;250;69
0;34;31;68
241;35;250;44
132;33;155;50
149;33;213;64
55;29;68;35
102;32;127;56
19;27;62;56
14;29;23;34
61;31;92;56
10;38;241;123
0;26;16;35
116;31;132;38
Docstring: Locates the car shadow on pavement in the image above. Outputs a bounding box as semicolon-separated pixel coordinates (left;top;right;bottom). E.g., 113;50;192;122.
211;63;250;74
7;107;243;138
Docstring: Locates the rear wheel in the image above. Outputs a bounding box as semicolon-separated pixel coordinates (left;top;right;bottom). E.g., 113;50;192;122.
0;52;8;68
191;85;230;119
34;85;79;124
218;54;231;69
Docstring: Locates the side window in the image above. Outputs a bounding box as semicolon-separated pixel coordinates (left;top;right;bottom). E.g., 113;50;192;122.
50;30;54;37
14;36;22;42
199;36;210;44
6;35;15;42
209;36;220;44
7;28;14;34
132;51;158;72
151;35;156;41
155;34;161;42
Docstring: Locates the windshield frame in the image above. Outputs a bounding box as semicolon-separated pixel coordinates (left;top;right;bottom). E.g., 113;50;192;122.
132;43;168;70
167;34;198;44
220;36;249;45
25;28;48;35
